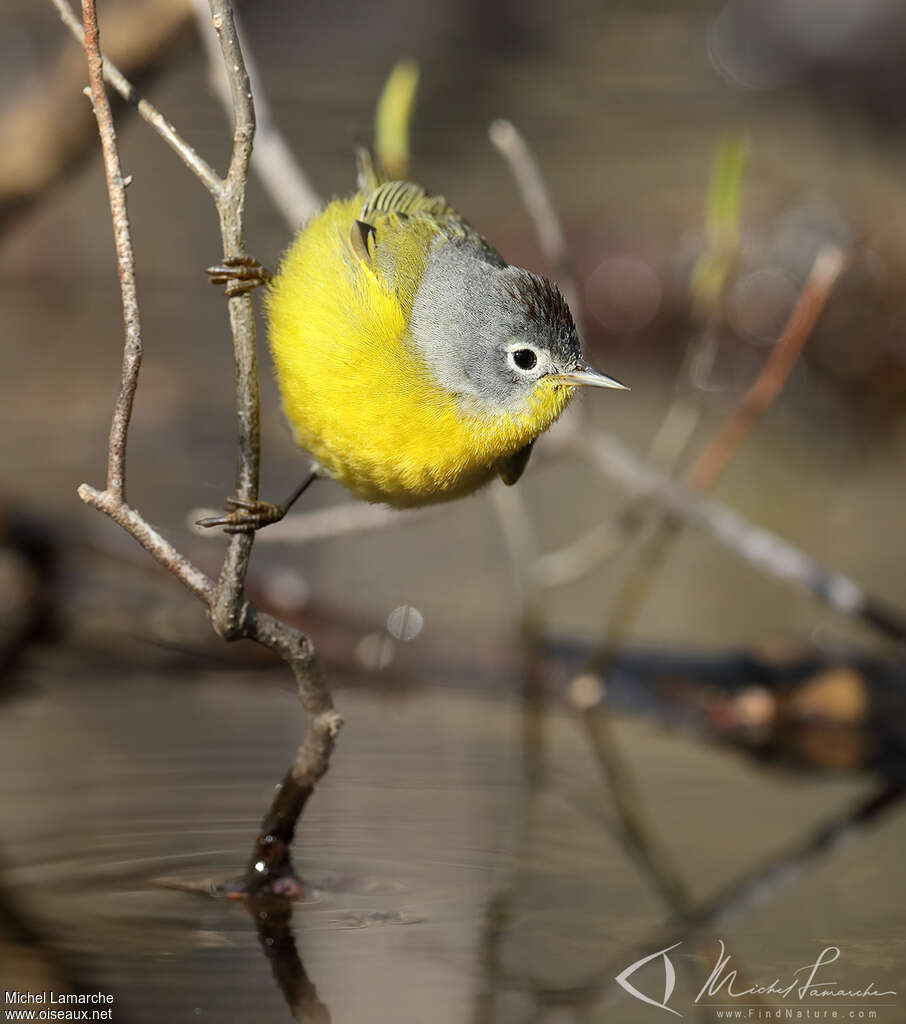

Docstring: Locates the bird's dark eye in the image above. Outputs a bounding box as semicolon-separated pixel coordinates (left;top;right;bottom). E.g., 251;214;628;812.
512;348;537;371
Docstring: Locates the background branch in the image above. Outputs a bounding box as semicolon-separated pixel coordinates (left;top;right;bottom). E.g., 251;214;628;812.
581;242;846;689
578;428;906;640
1;0;195;229
190;0;322;227
50;0;221;195
489;118;583;331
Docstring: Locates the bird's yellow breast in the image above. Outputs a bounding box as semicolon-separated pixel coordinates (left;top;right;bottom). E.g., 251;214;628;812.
266;196;571;507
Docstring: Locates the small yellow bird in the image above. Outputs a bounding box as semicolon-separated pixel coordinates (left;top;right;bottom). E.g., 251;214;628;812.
202;165;627;532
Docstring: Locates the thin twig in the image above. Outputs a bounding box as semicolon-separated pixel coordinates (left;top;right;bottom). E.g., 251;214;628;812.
190;0;322;227
191;500;434;544
80;1;141;503
489;119;582;330
202;0;343;892
79;485;213;602
0;0;192;230
528;141;751;592
204;0;259;641
50;0;222;196
74;0;341;895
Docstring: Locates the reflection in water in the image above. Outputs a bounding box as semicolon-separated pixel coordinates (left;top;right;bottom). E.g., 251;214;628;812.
466;509;906;1021
0;853;131;1021
0;673;904;1023
470;672;905;1021
248;898;330;1024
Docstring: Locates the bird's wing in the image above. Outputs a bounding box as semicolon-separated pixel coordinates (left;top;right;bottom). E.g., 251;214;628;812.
498;440;536;486
354;180;505;313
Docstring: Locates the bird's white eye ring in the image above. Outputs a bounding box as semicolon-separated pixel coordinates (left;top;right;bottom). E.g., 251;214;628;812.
508;347;539;372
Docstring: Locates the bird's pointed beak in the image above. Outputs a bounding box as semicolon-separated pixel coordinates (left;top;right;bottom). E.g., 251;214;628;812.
556;366;630;391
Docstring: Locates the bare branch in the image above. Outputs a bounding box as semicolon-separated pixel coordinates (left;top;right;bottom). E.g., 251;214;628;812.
190;0;322;227
210;0;254;212
534;245;847;592
79;0;141;503
74;0;214;603
489;119;582;329
1;0;192;229
199;2;343;892
577;428;906;640
575;243;850;691
79;485;213;602
197;0;259;645
49;0;222;197
73;0;341;895
531;515;637;590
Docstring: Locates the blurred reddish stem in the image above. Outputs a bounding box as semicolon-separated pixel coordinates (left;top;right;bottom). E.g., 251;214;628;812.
687;245;846;492
585;244;849;674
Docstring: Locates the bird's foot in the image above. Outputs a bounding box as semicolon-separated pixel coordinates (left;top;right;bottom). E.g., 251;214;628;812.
213;822;306;900
206;256;272;296
215;865;306;901
196;496;286;534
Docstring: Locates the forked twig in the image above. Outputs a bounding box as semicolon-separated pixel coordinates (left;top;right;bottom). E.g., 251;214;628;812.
70;0;341;897
50;0;221;195
0;0;192;230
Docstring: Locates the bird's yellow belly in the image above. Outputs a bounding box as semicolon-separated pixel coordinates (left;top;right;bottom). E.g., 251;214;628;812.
298;407;511;508
266;196;569;507
273;346;548;507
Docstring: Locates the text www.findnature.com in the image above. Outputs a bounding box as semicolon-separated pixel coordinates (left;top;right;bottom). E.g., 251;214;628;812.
712;1011;879;1020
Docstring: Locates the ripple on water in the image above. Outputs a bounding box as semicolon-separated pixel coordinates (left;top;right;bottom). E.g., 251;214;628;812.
1;675;901;1023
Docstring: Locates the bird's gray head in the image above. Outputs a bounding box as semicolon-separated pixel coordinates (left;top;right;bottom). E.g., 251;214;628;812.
410;244;624;413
